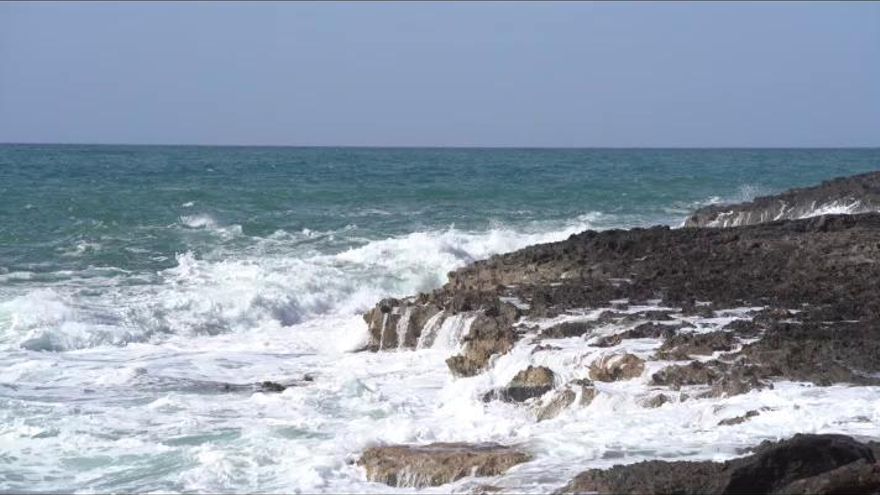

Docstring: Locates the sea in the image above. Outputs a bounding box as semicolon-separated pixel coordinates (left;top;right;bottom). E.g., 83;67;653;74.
1;145;879;493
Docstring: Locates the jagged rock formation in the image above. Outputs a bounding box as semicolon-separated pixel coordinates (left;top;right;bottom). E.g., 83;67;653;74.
588;353;646;382
357;442;531;488
483;365;555;402
556;434;880;494
684;171;880;227
356;171;880;491
363;213;880;393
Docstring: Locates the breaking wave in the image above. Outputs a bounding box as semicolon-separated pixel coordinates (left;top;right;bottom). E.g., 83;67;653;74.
0;215;602;352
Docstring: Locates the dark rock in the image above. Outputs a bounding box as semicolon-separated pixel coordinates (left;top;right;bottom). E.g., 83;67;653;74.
362;300;443;351
679;301;717;318
718;410;761;426
447;308;520;377
651;360;771;397
724;433;877;494
594;322;684;347
656;331;738;360
358;442;531;488
258;381;287;393
534;378;598;421
557;433;879;494
643;393;671;408
485;365;555;403
775;459;880;494
442;211;880;322
722;319;765;338
532;343;562;354
589;354;646;382
540;320;599;339
738;320;880;386
535;388;576;422
684;171;880;228
471;484;504;494
557;460;726;494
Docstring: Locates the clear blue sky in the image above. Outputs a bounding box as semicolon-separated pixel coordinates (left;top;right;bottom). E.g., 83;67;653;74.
1;1;878;147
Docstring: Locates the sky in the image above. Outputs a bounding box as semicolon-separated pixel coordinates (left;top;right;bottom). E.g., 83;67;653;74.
0;1;878;148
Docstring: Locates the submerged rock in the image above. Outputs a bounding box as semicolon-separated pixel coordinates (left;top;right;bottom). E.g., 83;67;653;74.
557;434;880;494
447;305;521;377
642;393;671;408
717;409;761;426
358;442;531;488
535;378;598;421
484;365;555;403
589;353;645;382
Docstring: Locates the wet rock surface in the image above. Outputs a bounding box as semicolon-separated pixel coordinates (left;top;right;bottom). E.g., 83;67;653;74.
363;207;880;390
589;353;646;382
651;360;773;398
533;378;598;421
356;172;880;490
557;434;880;494
358;442;531;488
485;365;555;403
684;171;880;228
656;331;738;359
446;306;521;377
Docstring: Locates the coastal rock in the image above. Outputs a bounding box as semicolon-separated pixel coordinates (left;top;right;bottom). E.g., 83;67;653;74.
642;393;671;408
589;353;645;382
362;299;443;351
556;434;879;494
739;320;880;386
557;460;725;494
534;378;597;421
535;388;575;421
442;212;880;322
684;171;880;228
358;442;531;488
364;173;880;394
724;434;878;494
650;360;771;398
484;365;555;403
539;320;599;339
717;409;761;426
655;331;738;360
593;322;683;347
775;459;880;494
447;305;521;377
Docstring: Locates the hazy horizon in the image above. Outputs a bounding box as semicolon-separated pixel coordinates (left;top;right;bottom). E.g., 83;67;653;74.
2;1;878;148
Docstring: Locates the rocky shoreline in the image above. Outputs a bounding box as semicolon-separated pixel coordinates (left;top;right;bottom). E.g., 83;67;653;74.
355;172;880;493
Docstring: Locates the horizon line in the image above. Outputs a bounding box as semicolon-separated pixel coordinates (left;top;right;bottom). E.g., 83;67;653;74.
2;141;879;151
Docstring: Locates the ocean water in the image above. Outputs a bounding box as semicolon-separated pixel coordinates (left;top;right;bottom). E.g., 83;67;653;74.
1;145;879;493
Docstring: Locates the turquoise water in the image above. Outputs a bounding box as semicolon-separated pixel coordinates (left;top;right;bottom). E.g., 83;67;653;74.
3;145;878;275
0;145;878;492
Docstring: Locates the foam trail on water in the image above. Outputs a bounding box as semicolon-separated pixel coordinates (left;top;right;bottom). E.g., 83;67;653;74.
0;215;600;352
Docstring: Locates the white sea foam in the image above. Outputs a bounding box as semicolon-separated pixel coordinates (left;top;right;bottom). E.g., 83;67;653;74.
0;215;599;352
2;213;878;493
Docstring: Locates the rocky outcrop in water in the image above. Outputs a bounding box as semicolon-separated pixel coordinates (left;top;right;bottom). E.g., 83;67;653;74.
363;211;880;390
684;171;880;228
358;442;531;488
356;172;880;490
483;365;555;402
557;434;880;494
588;353;646;382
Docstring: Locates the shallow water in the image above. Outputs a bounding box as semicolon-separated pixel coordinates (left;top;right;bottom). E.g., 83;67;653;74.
1;145;878;492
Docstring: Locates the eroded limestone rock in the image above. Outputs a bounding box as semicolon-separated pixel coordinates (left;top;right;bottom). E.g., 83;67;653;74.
358;442;531;488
